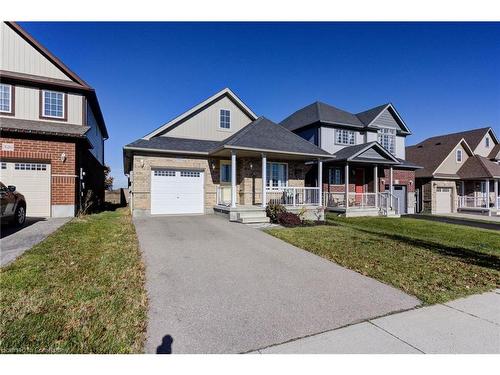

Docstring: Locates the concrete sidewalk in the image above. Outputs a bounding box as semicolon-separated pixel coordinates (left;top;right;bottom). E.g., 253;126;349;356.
254;290;500;354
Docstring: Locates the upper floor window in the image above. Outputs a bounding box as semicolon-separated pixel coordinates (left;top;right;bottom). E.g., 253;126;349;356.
378;128;396;155
456;149;463;163
328;167;344;185
485;137;490;148
335;129;355;145
0;84;13;114
42;90;65;119
220;109;230;129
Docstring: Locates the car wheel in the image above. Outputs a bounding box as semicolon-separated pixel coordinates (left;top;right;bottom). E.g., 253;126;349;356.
13;205;26;226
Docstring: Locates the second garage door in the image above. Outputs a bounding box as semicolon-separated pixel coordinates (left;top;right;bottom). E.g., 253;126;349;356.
435;187;452;213
0;161;51;217
151;169;204;215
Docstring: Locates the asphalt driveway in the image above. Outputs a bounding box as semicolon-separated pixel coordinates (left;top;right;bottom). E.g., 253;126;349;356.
1;217;70;266
134;215;420;354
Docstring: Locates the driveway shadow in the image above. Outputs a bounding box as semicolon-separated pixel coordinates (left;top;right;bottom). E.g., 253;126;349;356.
0;217;46;239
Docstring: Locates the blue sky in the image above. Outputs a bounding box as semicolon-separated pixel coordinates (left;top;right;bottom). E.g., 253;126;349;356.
19;22;500;188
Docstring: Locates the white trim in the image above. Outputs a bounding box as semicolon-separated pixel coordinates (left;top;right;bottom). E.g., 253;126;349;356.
266;161;288;188
456;148;463;163
143;88;258;140
261;153;267;208
347;141;400;163
42;90;65;119
432;138;474;176
334;128;356;145
0;83;12;113
218;145;329;158
219;108;231;129
123;146;209;155
365;104;411;134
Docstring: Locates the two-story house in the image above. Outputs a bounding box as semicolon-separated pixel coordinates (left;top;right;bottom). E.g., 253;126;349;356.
280;101;421;216
406;127;500;216
0;22;108;217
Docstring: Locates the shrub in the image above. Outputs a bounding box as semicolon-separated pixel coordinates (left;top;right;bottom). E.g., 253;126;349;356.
266;203;286;223
277;212;302;227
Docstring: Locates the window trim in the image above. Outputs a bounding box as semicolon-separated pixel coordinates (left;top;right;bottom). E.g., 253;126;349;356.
266;162;288;188
377;127;396;155
219;160;232;185
456;149;463;163
0;84;15;116
485;136;490;148
219;109;231;130
39;89;67;121
334;129;356;145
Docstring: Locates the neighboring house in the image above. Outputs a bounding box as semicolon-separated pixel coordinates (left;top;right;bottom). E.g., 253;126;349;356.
280;102;421;216
406;127;500;216
0;22;108;217
123;88;330;223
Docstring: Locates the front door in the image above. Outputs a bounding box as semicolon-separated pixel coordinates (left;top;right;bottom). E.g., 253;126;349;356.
393;185;408;214
354;168;364;204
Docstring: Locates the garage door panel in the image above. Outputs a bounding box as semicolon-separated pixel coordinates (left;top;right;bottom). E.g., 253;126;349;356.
151;169;204;215
0;161;51;217
436;187;452;214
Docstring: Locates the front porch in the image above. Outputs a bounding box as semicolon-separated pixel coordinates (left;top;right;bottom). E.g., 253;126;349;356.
456;179;500;216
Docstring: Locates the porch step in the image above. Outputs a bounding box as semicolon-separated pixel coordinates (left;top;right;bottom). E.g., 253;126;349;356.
237;216;271;224
237;210;267;219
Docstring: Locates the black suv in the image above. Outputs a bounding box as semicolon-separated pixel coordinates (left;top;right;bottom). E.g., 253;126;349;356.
0;181;27;226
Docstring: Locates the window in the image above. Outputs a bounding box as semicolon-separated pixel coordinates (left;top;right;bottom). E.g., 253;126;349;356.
328;167;344;185
378;128;396;155
485;137;490;148
335;129;355;145
14;163;47;171
266;162;288;188
180;171;200;177
1;162;6;170
154;170;175;177
220;109;230;129
42;90;65;119
0;84;12;113
220;161;231;183
456;149;463;163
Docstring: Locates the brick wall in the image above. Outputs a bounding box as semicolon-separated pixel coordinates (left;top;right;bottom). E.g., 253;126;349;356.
0;136;77;206
380;168;415;192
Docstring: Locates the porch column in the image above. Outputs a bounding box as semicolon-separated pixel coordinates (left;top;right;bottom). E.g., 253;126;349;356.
261;153;267;208
461;180;465;196
345;163;349;208
374;165;379;207
485;179;490;208
495;179;499;209
390;166;394;195
231;150;237;208
318;159;323;206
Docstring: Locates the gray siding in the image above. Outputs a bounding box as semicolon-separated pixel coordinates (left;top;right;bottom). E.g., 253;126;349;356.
320;126;364;154
86;103;104;165
371;108;402;130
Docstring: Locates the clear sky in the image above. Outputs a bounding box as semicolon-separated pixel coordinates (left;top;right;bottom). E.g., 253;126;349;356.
19;22;500;188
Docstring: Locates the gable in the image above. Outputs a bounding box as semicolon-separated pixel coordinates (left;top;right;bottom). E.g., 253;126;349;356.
159;95;254;142
370;107;403;131
434;141;470;175
355;147;391;161
1;23;73;81
474;129;498;157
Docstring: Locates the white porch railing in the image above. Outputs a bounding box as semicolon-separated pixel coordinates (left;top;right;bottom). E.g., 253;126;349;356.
266;187;321;206
322;192;377;208
457;196;488;208
216;185;232;206
378;192;400;216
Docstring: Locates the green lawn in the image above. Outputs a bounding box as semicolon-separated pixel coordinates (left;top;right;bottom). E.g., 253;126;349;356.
0;208;147;353
266;216;500;304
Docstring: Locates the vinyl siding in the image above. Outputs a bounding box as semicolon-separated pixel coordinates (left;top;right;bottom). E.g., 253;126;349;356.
161;96;254;141
320;127;364;154
86;103;104;164
434;143;470;175
1;85;83;125
0;23;72;81
395;135;406;159
474;130;497;157
370;108;402;131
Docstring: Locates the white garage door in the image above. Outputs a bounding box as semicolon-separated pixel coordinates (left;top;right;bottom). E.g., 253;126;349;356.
151;169;204;215
0;161;51;217
436;187;452;214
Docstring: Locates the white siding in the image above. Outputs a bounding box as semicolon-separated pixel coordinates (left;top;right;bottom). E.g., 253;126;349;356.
395;135;406;159
319;127;365;154
2;85;83;124
0;23;72;81
365;131;377;143
161;96;253;141
86;104;104;164
474;130;497;157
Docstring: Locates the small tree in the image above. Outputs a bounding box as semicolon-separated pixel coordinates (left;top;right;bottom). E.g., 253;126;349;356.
104;165;114;191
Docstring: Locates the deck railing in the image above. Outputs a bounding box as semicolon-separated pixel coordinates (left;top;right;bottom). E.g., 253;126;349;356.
266;187;321;206
457;196;488;208
323;192;377;208
378;192;400;216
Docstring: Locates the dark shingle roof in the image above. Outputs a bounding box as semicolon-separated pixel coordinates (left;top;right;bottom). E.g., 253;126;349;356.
355;104;389;126
221;117;329;156
458;155;500;179
0;117;90;137
331;143;375;161
125;136;220;153
488;143;500;159
280;101;364;131
406;127;493;178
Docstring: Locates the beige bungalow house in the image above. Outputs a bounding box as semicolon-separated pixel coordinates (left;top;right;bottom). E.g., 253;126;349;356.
123;88;330;223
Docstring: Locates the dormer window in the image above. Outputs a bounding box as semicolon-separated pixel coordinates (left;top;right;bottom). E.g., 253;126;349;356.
485;137;490;148
0;84;14;115
378;128;396;155
456;149;463;163
41;90;65;120
335;129;355;145
220;109;230;129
